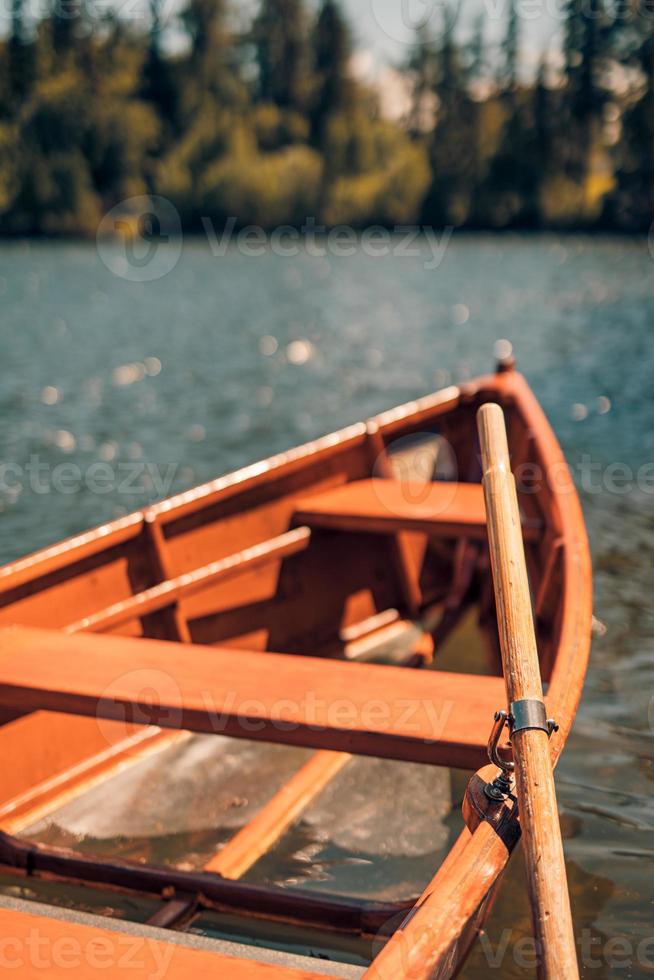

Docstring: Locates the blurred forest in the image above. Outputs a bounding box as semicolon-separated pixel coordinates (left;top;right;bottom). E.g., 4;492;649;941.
0;0;652;234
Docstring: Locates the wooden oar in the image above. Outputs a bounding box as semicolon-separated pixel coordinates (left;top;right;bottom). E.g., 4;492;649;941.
477;403;579;980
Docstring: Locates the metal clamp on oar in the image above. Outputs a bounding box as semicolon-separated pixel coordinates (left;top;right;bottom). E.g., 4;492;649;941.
510;698;558;737
485;702;559;801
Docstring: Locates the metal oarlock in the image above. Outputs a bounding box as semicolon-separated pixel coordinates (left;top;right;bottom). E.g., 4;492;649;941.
484;702;558;802
485;710;514;801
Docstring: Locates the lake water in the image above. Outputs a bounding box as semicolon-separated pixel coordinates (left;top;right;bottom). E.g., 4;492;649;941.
1;234;654;977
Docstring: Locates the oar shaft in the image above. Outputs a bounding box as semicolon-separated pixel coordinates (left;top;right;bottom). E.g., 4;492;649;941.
478;403;579;980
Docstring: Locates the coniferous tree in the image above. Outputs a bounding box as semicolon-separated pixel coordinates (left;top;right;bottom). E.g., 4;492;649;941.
477;3;540;226
533;56;554;171
501;0;519;96
406;24;437;136
253;0;312;111
141;0;177;131
421;2;481;226
466;14;486;88
51;0;84;56
563;0;614;184
8;0;34;105
610;23;654;228
181;0;242;104
311;0;352;144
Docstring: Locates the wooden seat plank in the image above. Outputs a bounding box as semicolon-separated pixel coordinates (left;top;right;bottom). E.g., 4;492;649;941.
0;627;503;770
294;478;540;541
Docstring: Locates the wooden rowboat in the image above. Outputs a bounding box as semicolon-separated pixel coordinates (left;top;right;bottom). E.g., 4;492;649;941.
0;358;592;979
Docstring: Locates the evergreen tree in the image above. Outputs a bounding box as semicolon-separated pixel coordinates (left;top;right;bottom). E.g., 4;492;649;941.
51;0;84;56
563;0;614;182
610;25;654;228
421;2;481;226
141;0;177;130
406;24;437;136
253;0;312;111
181;0;241;103
8;0;34;106
500;0;519;95
533;56;553;168
311;0;352;143
466;14;486;88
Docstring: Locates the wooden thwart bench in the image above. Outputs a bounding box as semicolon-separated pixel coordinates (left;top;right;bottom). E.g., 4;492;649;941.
0;627;504;770
294;478;540;541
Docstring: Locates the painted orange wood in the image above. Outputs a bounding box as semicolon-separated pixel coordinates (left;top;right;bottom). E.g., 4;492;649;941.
64;528;312;635
294;478;540;541
0;712;144;809
362;820;510;979
0;729;187;834
0;908;343;979
0;514;143;593
141;512;192;643
365;422;422;615
0;626;504;769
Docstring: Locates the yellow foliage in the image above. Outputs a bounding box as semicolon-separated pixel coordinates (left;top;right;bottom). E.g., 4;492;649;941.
379;142;431;224
252;103;282;150
585;170;615;210
158;112;255;211
323;171;387;226
251;104;309;150
539;176;587;226
0;125;20;214
36;154;103;235
324;141;430;226
201;145;323;227
539;168;614;226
